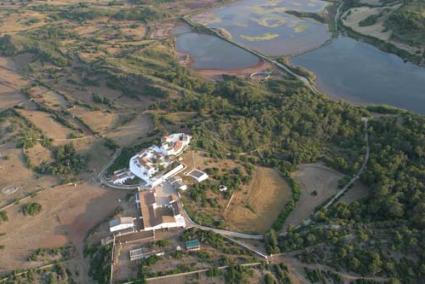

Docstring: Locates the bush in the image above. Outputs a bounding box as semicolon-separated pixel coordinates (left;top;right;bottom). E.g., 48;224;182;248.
0;211;8;223
21;202;42;216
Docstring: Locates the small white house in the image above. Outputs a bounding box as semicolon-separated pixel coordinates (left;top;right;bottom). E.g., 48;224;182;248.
109;217;134;233
187;169;209;183
219;185;228;192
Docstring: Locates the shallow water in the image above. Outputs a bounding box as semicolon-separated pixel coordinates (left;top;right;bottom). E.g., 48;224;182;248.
192;0;331;56
175;30;260;70
293;37;425;114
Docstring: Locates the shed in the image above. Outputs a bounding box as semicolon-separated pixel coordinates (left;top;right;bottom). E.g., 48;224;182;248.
185;239;201;251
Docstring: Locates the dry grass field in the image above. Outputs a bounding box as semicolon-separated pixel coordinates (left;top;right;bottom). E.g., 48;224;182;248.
0;183;126;276
181;151;291;233
25;143;53;168
0;57;27;110
27;86;69;111
225;167;291;234
17;109;74;142
104;113;153;147
69;106;118;134
283;163;344;231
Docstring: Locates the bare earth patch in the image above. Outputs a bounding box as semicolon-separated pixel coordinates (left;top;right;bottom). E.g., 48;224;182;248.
104;113;153;147
25;143;53;168
338;181;369;204
0;183;126;275
283;163;344;231
225;167;291;234
69;106;118;134
17;109;74;142
0;56;28;110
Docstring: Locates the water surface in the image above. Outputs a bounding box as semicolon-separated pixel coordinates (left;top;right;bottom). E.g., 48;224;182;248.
192;0;331;56
292;37;425;114
175;31;260;70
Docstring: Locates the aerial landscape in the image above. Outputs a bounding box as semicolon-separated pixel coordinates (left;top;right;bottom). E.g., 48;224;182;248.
0;0;424;283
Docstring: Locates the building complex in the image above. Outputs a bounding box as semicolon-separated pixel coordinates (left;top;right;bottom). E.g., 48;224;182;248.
128;133;191;188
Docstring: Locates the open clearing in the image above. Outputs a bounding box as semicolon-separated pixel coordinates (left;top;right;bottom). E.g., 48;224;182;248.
0;183;126;274
17;109;74;142
283;163;344;231
0;145;57;208
0;57;27;110
225;167;291;234
25;143;53;168
338;181;369;204
104;113;153;147
69;106;118;134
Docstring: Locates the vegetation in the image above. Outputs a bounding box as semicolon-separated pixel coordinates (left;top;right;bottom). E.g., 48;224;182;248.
84;243;112;284
0;210;8;223
36;143;86;177
385;0;425;47
21;202;42;216
28;245;74;261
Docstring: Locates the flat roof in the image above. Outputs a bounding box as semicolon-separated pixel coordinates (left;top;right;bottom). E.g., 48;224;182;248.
185;239;200;249
188;169;207;178
138;191;181;229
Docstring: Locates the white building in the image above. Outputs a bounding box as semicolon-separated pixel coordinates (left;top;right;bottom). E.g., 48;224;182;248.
161;133;191;156
187;169;209;183
129;133;191;188
111;169;135;185
109;217;135;233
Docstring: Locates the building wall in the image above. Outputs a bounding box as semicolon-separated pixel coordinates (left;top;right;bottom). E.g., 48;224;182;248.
110;223;134;233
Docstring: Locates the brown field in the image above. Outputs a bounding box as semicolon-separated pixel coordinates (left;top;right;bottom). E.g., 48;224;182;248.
69;106;118;134
0;145;57;208
16;109;74;141
0;183;126;277
283;163;344;231
25;143;53;168
105;113;153;147
0;56;28;110
28;86;69;110
182;150;240;172
181;151;291;233
0;11;47;34
225;167;291;234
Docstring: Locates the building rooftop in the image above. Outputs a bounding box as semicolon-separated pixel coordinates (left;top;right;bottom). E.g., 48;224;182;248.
138;191;184;230
109;217;134;227
185;239;201;250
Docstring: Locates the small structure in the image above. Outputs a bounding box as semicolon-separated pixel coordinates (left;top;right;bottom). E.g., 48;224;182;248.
168;175;187;191
219;185;228;192
174;180;188;191
129;247;164;261
168;176;182;184
109;217;134;233
111;169;135;185
185;239;201;251
187;169;209;183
